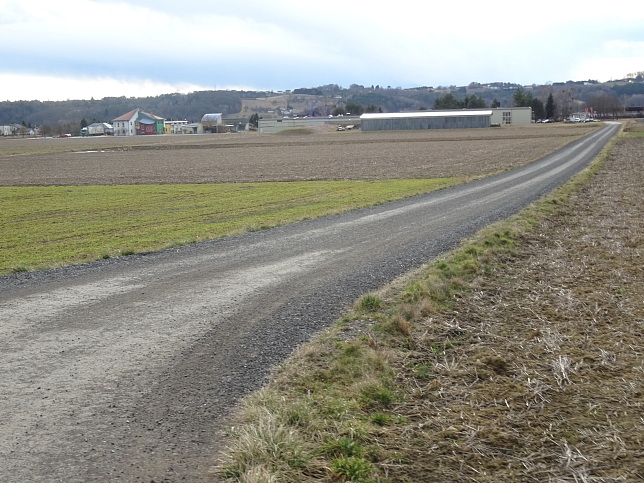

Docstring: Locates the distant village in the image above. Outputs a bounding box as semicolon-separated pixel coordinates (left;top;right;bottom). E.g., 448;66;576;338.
0;109;241;138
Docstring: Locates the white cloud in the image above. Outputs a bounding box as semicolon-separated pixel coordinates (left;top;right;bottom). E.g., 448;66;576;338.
1;0;643;101
0;73;211;102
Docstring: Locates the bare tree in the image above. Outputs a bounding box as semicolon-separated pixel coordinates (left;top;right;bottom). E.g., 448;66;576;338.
587;90;623;118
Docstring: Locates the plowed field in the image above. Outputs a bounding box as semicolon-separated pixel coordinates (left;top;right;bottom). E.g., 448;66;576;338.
0;125;599;186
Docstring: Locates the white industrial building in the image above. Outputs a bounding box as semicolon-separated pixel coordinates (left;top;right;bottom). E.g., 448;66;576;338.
361;111;493;131
257;107;532;133
360;108;532;131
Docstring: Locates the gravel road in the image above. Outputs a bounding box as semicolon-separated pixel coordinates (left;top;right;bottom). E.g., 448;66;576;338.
0;123;619;482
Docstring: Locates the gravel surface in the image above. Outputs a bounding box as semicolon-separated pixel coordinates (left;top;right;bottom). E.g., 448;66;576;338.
0;124;619;481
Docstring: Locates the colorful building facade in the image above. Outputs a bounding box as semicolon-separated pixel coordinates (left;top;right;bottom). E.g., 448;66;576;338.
112;108;165;136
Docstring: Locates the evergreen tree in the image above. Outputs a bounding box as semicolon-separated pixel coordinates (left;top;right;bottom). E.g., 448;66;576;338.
545;93;556;119
249;113;260;128
512;87;533;107
433;93;462;109
464;94;487;108
531;98;545;120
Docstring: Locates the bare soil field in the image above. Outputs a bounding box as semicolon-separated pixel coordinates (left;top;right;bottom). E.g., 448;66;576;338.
0;124;598;186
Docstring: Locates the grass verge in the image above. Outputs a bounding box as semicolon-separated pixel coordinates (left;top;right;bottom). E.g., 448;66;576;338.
215;126;642;481
0;178;460;274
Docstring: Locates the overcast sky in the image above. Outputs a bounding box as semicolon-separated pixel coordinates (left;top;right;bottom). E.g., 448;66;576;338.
2;0;643;102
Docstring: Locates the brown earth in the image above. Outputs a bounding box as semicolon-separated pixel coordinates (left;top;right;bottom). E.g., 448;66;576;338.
0;124;598;186
373;132;643;481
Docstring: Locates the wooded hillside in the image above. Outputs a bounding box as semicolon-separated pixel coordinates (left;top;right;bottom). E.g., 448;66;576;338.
2;79;642;135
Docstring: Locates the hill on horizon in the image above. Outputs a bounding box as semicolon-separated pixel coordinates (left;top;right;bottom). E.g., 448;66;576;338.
1;77;643;135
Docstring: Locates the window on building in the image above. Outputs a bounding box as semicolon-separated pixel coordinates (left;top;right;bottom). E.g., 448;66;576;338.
502;111;512;124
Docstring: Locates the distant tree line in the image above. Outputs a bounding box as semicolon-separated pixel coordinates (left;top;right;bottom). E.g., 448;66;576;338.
432;93;488;109
2;79;642;133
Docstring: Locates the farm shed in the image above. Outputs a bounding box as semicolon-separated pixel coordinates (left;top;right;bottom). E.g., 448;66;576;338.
360;111;492;131
201;113;223;132
179;123;204;134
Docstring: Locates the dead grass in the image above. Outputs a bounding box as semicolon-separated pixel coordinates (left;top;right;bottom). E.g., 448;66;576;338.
216;125;642;481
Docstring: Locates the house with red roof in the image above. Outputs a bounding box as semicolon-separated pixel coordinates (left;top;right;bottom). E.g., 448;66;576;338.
112;108;165;136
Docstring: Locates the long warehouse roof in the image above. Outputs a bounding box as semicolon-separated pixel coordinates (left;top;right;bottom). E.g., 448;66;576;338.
361;110;492;119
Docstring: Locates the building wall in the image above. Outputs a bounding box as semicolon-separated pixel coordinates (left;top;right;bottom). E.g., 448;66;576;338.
164;120;188;134
490;108;532;125
138;122;156;135
114;117;136;136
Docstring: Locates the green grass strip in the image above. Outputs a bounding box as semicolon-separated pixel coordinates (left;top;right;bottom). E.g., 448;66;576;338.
0;178;460;274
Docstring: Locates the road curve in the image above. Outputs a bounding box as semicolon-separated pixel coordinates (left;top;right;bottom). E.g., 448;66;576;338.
0;122;619;482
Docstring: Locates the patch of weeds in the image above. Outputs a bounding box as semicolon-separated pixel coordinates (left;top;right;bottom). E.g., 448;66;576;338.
356;294;382;312
319;398;360;419
459;258;480;274
360;383;396;409
484;230;515;249
563;431;581;444
101;253;111;259
429;343;444;356
120;249;136;256
331;456;374;482
411;361;434;380
220;419;312;479
402;281;427;303
322;437;364;458
340;341;363;358
370;412;394;426
11;265;29;273
424;275;453;305
284;403;313;428
384;314;412;337
464;245;482;256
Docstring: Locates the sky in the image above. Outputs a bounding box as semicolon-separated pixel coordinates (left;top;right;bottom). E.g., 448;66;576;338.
1;0;643;102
